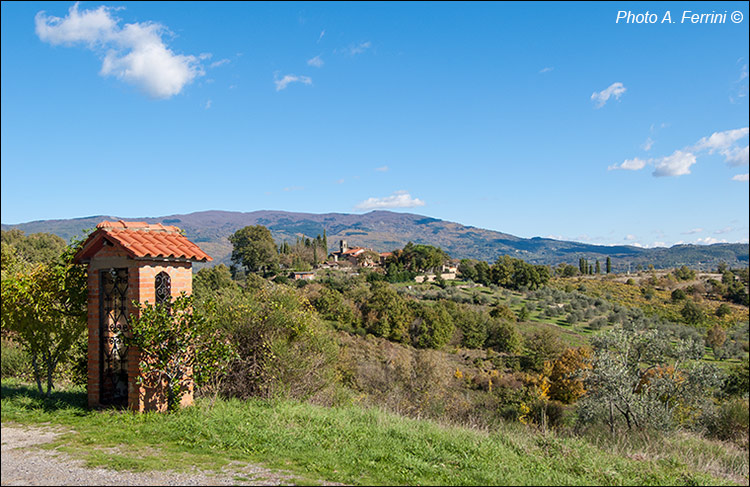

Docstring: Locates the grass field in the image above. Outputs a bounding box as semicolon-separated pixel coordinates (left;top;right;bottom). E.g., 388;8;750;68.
2;380;746;486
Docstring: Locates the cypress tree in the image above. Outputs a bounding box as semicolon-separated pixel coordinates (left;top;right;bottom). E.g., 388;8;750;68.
606;256;611;274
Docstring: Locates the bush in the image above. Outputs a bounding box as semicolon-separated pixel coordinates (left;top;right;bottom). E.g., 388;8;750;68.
1;338;30;379
671;288;687;302
705;397;750;447
205;284;339;403
588;317;607;331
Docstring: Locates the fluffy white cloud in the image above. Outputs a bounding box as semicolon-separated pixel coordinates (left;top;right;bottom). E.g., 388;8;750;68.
642;137;654;151
723;145;749;166
356;191;425;210
695;237;728;245
610;127;748;177
608;157;646;171
539;67;553;74
591;82;626;108
732;173;749;181
307;55;324;68
692;128;749;165
652;150;697;177
274;74;312;91
35;3;204;99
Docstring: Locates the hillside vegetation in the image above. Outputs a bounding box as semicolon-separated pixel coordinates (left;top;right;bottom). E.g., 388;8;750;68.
2;227;748;485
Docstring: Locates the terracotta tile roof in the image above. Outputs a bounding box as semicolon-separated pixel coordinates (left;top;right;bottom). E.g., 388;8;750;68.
342;247;366;255
73;220;212;263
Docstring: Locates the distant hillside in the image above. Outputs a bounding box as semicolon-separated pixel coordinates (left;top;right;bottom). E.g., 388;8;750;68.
2;210;748;271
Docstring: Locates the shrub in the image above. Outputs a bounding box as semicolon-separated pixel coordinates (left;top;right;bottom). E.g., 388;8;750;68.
206;284;339;403
486;318;522;354
671;288;687;302
705;397;750;447
1;338;30;379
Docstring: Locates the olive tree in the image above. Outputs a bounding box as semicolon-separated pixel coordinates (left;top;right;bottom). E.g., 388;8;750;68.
578;321;720;433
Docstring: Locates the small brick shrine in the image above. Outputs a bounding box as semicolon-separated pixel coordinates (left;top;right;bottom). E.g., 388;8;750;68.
73;221;211;411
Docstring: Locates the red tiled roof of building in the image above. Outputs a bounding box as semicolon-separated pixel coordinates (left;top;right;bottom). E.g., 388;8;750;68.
73;220;212;263
342;247;366;255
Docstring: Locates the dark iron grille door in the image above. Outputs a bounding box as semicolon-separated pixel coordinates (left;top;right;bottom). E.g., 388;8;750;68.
100;268;129;407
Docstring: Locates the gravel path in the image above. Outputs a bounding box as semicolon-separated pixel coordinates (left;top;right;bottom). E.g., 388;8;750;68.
1;423;338;486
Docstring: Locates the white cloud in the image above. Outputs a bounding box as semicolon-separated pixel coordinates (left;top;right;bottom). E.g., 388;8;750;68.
723;145;749;166
642;137;654;151
715;226;734;234
608;157;646;171
209;59;230;68
539;67;553;74
204;99;212;109
695;237;728;245
355;190;425;210
274;74;312;91
35;3;204;99
624;234;637;241
375;165;389;172
591;82;626;108
610;127;749;177
318;30;325;42
307;55;324;68
681;228;703;235
339;41;371;56
692;127;749;152
335;178;345;184
652;150;697;177
732;173;749;181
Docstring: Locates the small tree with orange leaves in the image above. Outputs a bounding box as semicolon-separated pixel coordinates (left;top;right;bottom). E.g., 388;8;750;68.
547;347;592;404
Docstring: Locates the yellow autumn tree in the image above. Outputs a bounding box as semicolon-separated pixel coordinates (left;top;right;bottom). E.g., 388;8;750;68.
547;347;592;404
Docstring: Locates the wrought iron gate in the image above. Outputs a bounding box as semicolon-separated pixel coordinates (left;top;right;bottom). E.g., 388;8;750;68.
100;268;129;407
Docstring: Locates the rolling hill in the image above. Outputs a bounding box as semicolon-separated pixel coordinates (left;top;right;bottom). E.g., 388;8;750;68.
2;210;747;271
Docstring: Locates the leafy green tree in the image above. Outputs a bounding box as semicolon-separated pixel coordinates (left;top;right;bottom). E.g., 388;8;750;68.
362;281;413;342
578;323;716;432
680;299;705;325
674;266;696;281
606;257;612;274
193;264;238;300
397;242;449;273
489;303;517;322
458;259;478;282
1;229;67;266
486;316;522;354
595;260;601;274
128;293;236;411
450;305;489;348
410;301;454;349
1;242;87;397
670;288;687;302
556;263;578;277
229;225;279;275
524;329;563;371
517;305;530;321
474;261;491;285
715;303;732;318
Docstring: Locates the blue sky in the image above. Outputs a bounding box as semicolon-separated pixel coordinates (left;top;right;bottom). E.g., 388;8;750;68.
1;1;748;248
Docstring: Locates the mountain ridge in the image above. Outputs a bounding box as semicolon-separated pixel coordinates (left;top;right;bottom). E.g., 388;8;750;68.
2;209;747;271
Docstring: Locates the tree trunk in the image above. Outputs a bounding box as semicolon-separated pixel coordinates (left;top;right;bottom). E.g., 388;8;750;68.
31;353;44;395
